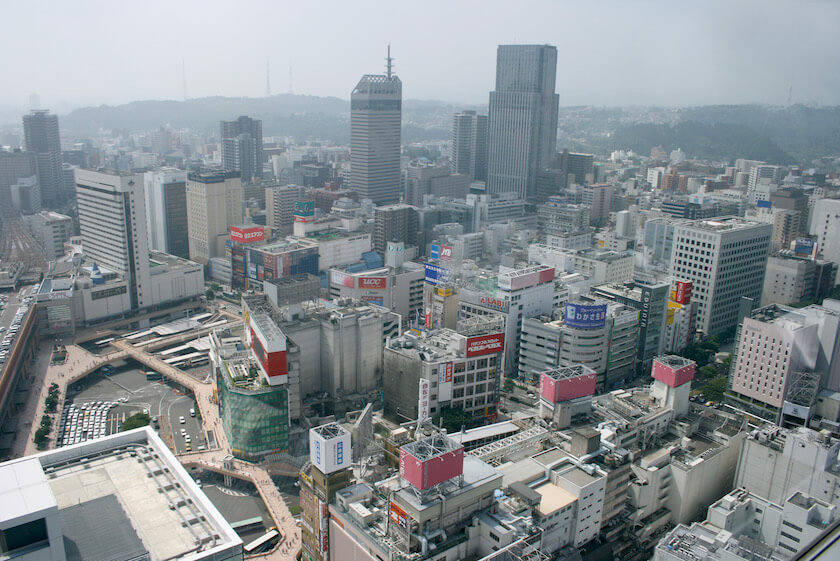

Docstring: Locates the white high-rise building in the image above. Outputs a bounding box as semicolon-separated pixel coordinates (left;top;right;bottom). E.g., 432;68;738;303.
810;198;840;283
75;169;152;310
669;218;772;335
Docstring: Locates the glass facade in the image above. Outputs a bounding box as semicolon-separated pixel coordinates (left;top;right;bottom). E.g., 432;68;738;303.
216;363;289;461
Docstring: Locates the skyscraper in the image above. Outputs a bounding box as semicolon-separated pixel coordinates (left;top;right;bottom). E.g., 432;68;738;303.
220;116;263;184
144;168;189;258
486;44;559;200
75;169;151;310
350;48;402;205
669;218;772;335
186;170;242;265
373;203;418;253
23;109;64;207
451;111;488;182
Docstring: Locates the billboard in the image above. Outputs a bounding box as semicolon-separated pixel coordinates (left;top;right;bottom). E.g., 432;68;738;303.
498;266;555;291
399;444;464;490
466;333;505;357
309;425;351;475
478;295;509;312
358;276;387;290
418;379;431;422
439;245;453;261
651;358;695;388
539;370;597;403
757;199;772;208
230;225;265;244
794;237;816;257
674;281;692;305
390;502;408;529
564;302;608;329
294;200;315;223
361;295;384;306
438;362;453;402
430;244;440;260
331;270;355;288
250;324;288;384
424;263;451;286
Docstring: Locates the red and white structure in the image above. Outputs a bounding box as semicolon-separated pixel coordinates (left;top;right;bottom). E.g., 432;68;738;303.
230;224;265;244
399;434;464;492
650;355;696;416
246;311;288;385
540;365;598;403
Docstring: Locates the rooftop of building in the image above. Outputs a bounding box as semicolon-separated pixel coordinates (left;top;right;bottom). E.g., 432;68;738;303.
558;465;600;487
0;428;240;560
186;169;240;182
678;216;767;233
250;237;316;254
533;482;577;515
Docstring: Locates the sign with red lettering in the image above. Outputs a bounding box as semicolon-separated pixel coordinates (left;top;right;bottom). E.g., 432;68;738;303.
331;271;355;288
390;502;408;528
358;277;387;290
439;245;453;260
674;281;692;305
466;333;505;357
230;226;264;244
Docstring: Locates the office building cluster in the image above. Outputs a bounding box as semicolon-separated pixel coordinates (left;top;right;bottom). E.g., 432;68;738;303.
4;41;840;561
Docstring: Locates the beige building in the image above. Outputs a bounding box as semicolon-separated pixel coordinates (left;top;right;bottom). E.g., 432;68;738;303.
186;170;242;264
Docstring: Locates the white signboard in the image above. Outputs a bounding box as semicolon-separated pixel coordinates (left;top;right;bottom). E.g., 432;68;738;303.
418;379;431;422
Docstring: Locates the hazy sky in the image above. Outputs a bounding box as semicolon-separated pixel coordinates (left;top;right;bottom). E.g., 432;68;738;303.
1;0;839;113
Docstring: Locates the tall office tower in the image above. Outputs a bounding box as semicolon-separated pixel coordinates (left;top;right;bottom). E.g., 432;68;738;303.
186;170;242;265
220;115;263;184
350;48;402;205
143;169;189;258
770;188;809;236
22;109;64;207
669;218;772;335
0;149;36;213
451;111;488;181
748;164;785;190
559;150;595;185
486;44;559;200
809;199;840;282
75;169;151;310
265;183;306;234
728;302;840;424
373;203;418;253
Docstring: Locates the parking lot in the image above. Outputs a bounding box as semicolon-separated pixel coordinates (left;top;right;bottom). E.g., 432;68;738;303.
63;358;209;453
0;286;34;367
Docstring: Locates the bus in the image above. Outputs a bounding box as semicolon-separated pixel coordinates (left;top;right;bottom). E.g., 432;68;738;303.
94;337;115;347
244;529;279;553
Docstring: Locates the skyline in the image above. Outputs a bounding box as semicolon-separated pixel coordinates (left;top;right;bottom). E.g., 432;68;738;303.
0;0;839;119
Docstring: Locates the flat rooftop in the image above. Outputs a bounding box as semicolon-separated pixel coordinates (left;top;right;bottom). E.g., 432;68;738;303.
559;466;599;487
533;482;577;515
1;428;241;560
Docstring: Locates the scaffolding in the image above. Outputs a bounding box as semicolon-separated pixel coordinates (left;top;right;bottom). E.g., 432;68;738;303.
468;425;548;465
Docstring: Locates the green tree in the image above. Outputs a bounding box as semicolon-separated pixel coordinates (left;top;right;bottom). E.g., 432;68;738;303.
698;365;718;380
701;378;728;402
204;288;215;300
121;412;151;431
210;283;221;292
436;407;479;433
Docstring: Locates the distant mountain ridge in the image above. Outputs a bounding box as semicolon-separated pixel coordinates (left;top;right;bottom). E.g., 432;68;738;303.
16;96;838;164
56;94;479;144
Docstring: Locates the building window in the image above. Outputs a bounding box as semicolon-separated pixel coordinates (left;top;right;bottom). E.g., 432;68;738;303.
0;518;49;554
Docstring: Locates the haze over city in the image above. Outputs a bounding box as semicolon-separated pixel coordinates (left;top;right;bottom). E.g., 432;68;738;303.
1;0;839;115
3;3;840;561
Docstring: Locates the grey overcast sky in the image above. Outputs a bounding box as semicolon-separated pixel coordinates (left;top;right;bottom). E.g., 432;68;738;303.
1;0;839;113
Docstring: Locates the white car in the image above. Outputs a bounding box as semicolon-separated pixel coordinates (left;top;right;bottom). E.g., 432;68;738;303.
184;435;191;443
179;416;185;424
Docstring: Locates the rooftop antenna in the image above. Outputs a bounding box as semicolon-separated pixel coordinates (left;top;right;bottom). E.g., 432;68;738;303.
386;44;394;78
182;59;187;101
266;61;271;97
